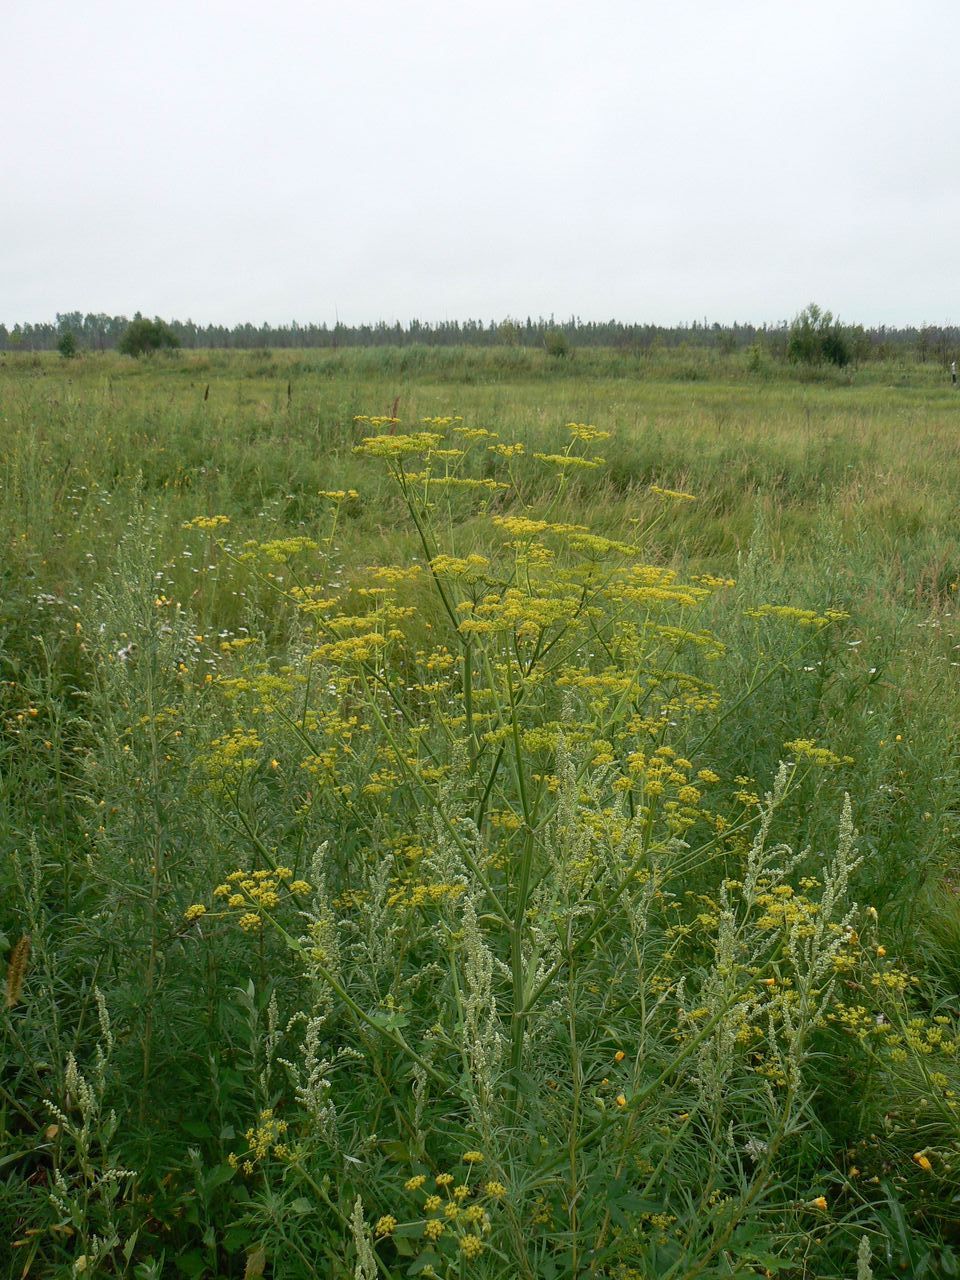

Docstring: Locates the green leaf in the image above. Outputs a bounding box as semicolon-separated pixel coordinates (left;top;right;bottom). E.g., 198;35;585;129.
406;1253;442;1275
368;1008;410;1032
182;1120;213;1139
174;1250;207;1277
224;1229;257;1252
381;1140;413;1162
204;1163;236;1191
122;1230;139;1264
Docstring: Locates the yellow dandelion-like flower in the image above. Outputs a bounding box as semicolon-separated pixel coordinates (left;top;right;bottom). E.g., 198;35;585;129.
809;1195;828;1211
913;1152;933;1172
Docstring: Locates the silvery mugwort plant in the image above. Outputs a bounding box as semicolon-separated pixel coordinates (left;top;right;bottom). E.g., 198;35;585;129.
162;416;926;1278
40;994;139;1272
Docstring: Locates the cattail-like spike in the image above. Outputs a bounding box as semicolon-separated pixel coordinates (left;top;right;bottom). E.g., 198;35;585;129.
5;934;30;1008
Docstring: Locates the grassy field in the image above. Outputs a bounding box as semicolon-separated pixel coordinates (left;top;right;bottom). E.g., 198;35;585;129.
3;348;960;1278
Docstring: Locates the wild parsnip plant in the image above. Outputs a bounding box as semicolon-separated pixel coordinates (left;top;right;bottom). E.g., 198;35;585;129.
4;351;960;1277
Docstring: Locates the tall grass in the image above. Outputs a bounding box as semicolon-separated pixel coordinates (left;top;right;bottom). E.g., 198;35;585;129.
3;352;960;1276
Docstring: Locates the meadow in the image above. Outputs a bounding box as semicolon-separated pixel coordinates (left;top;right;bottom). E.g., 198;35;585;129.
3;346;960;1278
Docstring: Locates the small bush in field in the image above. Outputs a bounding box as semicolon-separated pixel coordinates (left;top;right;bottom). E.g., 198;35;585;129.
788;303;850;367
57;330;77;358
118;316;180;357
544;326;570;358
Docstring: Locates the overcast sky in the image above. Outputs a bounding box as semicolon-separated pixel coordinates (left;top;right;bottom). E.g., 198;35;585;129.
3;0;958;328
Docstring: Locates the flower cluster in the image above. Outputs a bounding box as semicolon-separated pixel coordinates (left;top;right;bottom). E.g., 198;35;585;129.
374;1154;503;1261
227;1109;290;1175
182;514;231;530
185;867;311;932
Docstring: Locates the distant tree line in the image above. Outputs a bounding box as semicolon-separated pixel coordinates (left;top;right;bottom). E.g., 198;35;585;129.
2;308;958;365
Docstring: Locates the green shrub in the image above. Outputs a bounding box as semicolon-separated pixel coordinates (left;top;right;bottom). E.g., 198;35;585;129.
118;317;181;357
788;303;850;367
544;327;570;358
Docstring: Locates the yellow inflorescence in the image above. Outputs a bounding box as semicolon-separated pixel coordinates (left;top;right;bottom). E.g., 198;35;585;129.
182;514;231;530
353;431;444;458
649;485;696;502
191;867;311;934
227;1109;290;1175
784;738;855;767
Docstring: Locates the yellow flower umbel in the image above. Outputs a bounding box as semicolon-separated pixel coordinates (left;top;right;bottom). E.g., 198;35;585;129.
353;431;444;459
566;422;611;443
182;514;231;530
193;867;311;934
227;1109;290;1175
397;1156;503;1258
649;485;696;502
784;738;854;767
459;1234;483;1259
